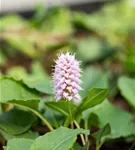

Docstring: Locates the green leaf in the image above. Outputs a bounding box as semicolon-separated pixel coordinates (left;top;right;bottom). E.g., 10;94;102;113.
0;108;37;135
45;100;76;116
40;7;73;36
92;123;111;144
0;77;40;110
73;142;89;150
0;129;39;141
0;15;27;31
4;138;34;150
76;37;114;62
7;61;52;94
6;36;39;58
76;88;108;115
118;76;135;108
0;77;53;130
80;67;108;98
84;100;135;142
30;127;90;150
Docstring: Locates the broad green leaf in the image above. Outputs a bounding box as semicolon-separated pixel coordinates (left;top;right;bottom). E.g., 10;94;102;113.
118;76;135;108
0;129;38;140
80;67;108;98
0;77;52;130
84;100;135;142
45;100;76;116
4;138;34;150
0;108;37;135
7;61;52;94
76;88;108;115
92;123;111;145
0;77;40;110
30;127;90;150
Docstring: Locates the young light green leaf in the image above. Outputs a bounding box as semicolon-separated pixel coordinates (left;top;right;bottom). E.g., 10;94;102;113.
4;138;34;150
30;127;90;150
76;88;108;115
0;108;37;135
118;76;135;108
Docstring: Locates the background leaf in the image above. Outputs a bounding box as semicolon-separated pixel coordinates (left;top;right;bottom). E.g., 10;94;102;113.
7;61;52;94
80;67;108;98
118;76;135;108
75;37;114;62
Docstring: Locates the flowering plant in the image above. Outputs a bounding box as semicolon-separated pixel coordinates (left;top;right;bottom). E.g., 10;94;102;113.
0;0;135;149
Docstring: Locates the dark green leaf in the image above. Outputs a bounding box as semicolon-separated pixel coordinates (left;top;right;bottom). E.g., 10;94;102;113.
73;142;89;150
0;108;37;135
92;123;111;144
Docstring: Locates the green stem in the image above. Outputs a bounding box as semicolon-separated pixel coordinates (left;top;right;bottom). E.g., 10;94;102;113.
96;144;101;150
30;109;54;131
84;120;88;142
67;100;74;129
74;120;86;146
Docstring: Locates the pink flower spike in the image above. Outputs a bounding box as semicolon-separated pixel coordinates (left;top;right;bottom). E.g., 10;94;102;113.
53;52;82;101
